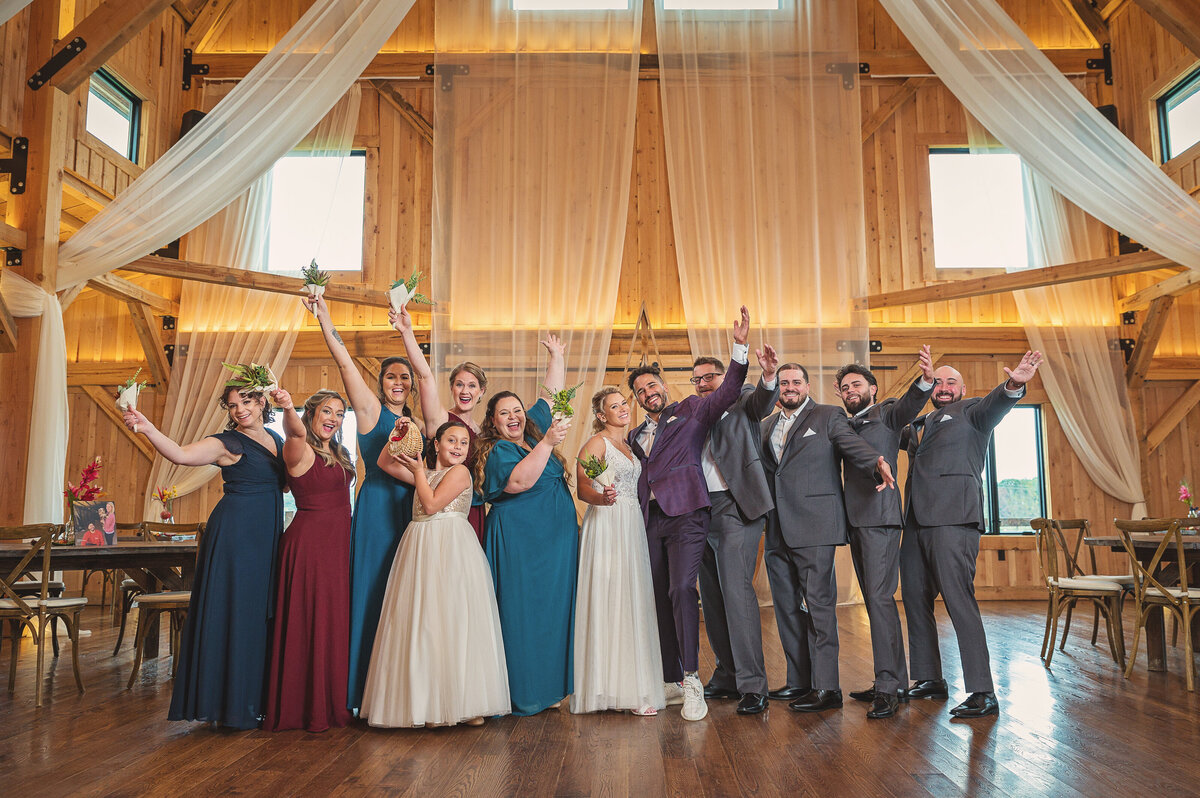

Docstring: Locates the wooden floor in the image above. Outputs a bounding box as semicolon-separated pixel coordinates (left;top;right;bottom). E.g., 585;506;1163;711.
3;601;1200;797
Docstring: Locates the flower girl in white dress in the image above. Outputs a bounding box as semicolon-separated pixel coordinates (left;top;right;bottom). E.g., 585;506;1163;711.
361;420;510;728
571;387;665;716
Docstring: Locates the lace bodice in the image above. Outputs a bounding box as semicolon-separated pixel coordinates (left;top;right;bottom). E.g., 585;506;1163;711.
599;437;640;506
413;468;473;520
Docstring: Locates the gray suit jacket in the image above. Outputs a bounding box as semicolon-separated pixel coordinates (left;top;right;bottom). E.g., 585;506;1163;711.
761;401;882;548
708;379;779;522
845;379;931;529
901;381;1025;531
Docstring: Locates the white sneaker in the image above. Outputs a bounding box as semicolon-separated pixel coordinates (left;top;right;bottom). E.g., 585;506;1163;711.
663;681;685;706
681;674;708;721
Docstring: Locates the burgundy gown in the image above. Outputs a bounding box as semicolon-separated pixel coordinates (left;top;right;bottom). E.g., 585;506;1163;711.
449;411;486;544
265;457;354;732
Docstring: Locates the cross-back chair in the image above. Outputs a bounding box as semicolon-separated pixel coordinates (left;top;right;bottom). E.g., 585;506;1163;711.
125;522;204;688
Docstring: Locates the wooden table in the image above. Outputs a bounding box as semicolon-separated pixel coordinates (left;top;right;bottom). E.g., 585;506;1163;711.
1085;533;1200;671
0;541;198;657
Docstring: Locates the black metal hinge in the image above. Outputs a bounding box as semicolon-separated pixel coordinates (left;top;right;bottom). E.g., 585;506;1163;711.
825;62;869;90
1119;338;1135;362
182;48;209;91
425;63;469;92
164;344;175;366
0;137;28;194
4;247;22;267
1087;43;1112;86
27;37;86;90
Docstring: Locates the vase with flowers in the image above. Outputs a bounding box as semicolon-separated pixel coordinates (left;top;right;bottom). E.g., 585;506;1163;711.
153;485;179;522
1180;480;1199;518
62;456;105;544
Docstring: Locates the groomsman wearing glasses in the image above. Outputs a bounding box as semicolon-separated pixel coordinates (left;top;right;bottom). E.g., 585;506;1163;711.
760;363;896;713
692;346;779;715
835;347;934;719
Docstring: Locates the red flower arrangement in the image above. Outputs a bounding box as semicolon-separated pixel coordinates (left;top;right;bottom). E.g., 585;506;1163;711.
64;456;105;505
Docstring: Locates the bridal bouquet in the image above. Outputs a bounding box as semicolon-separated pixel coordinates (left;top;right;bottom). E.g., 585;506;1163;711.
301;258;331;306
542;382;583;421
223;362;278;395
578;453;614;488
387;418;423;459
116;368;148;431
389;267;432;309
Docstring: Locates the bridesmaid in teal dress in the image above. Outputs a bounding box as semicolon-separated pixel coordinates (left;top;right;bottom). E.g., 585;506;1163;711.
304;293;419;712
474;336;579;716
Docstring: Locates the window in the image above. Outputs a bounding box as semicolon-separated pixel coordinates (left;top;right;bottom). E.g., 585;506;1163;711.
981;405;1047;534
265;152;366;274
86;69;140;162
266;408;359;524
1158;66;1200;162
928;148;1029;271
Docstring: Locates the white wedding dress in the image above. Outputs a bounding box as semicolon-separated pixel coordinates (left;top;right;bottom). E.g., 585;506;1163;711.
360;468;510;727
571;437;666;714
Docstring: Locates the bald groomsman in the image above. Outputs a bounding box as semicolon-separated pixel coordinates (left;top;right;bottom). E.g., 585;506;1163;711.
899;351;1043;719
836;347;934;720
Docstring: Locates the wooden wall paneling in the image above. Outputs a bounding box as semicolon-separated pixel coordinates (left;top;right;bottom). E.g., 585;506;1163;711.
0;7;29;132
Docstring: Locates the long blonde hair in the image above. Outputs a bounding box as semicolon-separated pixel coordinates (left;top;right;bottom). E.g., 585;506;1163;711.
302;390;355;473
591;386;623;432
472;391;570;494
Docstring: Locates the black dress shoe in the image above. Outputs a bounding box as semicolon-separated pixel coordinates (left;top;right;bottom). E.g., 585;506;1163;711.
788;689;843;713
768;686;810;701
866;693;900;719
906;679;949;700
850;687;910;704
736;693;768;714
704;684;740;700
949;692;999;718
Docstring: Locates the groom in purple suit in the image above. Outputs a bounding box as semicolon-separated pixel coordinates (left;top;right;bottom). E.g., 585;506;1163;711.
627;306;752;722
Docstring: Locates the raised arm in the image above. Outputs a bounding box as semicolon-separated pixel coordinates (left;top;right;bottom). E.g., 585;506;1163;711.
122;408;237;467
743;343;780;420
541;334;566;394
969;351;1043;433
390;304;448;437
270;389;315;476
505;418;569;493
695;306;752;429
886;346;935;431
304;293;382;430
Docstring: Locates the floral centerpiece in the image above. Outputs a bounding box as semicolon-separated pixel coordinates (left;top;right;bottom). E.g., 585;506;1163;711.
62;456;105;544
115;368;148;431
578;453;614;489
1180;480;1199;518
388;267;432;310
223;362;278;395
153;485;179;522
542;382;583;421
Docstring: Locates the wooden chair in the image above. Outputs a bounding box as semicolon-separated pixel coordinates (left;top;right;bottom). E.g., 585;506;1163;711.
1032;518;1126;669
1116;518;1200;691
125;523;204;689
81;521;142;611
0;524;88;707
1044;518;1134;652
110;522;147;656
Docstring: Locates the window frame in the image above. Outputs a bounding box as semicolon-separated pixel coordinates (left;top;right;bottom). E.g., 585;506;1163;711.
87;68;141;163
1157;65;1200;164
981;404;1048;536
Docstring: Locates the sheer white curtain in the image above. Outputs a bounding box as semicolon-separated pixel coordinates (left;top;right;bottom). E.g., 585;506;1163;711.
876;0;1200;273
141;87;361;518
56;0;416;287
654;1;867;603
0;271;66;523
430;2;641;465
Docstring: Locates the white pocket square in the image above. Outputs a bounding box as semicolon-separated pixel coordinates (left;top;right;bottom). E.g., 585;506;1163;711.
666;416;678;424
939;414;953;422
802;427;816;437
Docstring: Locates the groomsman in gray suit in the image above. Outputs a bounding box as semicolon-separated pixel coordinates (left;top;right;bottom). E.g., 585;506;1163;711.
693;346;779;716
899;351;1043;719
761;363;895;713
836;346;934;720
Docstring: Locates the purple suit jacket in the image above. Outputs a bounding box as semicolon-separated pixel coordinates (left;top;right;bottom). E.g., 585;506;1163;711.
628;358;749;521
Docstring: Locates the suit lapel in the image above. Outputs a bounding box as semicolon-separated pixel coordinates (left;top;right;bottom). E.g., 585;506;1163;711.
779;402;818;466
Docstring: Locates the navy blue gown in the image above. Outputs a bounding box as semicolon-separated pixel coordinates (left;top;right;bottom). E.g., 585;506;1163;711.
168;429;286;729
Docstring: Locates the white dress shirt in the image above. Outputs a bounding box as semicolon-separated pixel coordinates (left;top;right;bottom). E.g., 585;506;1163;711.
770;396;810;462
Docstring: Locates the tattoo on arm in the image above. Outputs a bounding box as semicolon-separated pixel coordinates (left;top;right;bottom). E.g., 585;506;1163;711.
331;327;344;346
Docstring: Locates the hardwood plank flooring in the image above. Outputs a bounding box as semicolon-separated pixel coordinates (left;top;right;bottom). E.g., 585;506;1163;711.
2;601;1200;797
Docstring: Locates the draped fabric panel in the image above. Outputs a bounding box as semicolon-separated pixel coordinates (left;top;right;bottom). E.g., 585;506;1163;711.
430;2;642;468
654;1;868;604
876;0;1200;274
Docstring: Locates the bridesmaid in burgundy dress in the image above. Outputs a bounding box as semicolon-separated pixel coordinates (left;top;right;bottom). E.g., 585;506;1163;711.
264;388;355;732
391;304;489;543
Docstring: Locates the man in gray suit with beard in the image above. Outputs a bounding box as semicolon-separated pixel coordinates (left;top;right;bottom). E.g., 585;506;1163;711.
899;351;1043;719
761;363;896;713
693;346;779;715
836;346;934;720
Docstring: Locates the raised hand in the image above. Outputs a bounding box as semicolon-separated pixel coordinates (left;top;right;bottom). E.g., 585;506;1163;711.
540;333;566;359
123;408;153;434
388;304;413;334
874;457;896;492
270;388;294;410
302;293;330;320
732;305;750;345
918;344;934;383
543;417;571;448
1004;350;1044;387
756;342;779;382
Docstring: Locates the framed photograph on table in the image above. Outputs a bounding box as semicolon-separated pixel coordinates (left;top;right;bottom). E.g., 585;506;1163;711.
73;500;117;546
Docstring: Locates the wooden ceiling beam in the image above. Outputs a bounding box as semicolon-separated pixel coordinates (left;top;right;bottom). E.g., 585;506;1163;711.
859;251;1178;310
126;300;172;387
1057;0;1111;46
1116;268;1200;312
48;0;178;94
0;218;28;250
862;77;925;143
86;272;179;315
1146;379;1200;453
1147;356;1200;380
185;0;241;51
1130;0;1200;57
122;255;392;308
80;384;155;461
1126;295;1175;388
371;80;433;146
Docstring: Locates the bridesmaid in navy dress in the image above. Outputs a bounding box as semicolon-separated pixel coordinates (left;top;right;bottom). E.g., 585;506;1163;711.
303;293;418;712
264;388;355;732
391;304;489;543
124;380;286;729
474;336;580;715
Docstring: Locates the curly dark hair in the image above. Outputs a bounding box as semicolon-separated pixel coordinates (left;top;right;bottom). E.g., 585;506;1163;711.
472;391;570;494
219;385;275;430
627;364;664;392
835;363;877;390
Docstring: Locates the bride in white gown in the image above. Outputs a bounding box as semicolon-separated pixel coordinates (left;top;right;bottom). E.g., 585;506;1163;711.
571;387;665;715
